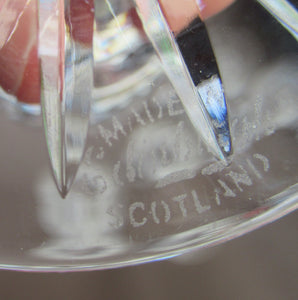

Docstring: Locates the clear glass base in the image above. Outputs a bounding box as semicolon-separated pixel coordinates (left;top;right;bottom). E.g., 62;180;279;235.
0;0;297;271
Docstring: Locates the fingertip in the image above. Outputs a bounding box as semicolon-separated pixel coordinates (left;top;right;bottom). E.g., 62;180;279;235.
16;45;40;104
159;0;200;34
65;0;94;46
159;0;235;33
0;0;39;104
197;0;235;20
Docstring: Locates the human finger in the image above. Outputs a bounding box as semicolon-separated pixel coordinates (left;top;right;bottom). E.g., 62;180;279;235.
159;0;235;33
0;0;94;104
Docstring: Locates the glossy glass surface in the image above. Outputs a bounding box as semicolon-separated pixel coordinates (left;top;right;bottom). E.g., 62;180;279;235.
0;0;297;271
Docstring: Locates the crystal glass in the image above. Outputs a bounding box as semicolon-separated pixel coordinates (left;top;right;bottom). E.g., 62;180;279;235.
0;0;297;271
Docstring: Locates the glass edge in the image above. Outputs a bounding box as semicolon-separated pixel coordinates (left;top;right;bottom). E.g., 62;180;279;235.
0;184;297;272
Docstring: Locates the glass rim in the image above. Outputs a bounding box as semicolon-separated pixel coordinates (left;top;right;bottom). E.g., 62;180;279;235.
0;184;296;272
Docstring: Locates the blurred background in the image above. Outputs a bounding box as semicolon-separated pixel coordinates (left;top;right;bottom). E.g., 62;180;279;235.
0;210;296;300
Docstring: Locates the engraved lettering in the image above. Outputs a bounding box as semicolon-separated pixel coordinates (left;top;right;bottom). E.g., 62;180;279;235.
215;192;221;206
95;147;105;160
143;102;155;123
161;200;171;223
129;202;147;227
81;174;107;195
173;194;188;217
126;140;136;183
150;201;172;224
191;190;210;214
167;94;185;116
226;165;253;192
152;97;163;119
151;201;160;224
246;158;262;179
98;116;126;147
217;179;236;197
242;116;254;141
113;161;124;186
253;153;270;172
254;97;262;140
201;160;229;176
131;108;146;126
84;146;94;166
107;206;124;229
